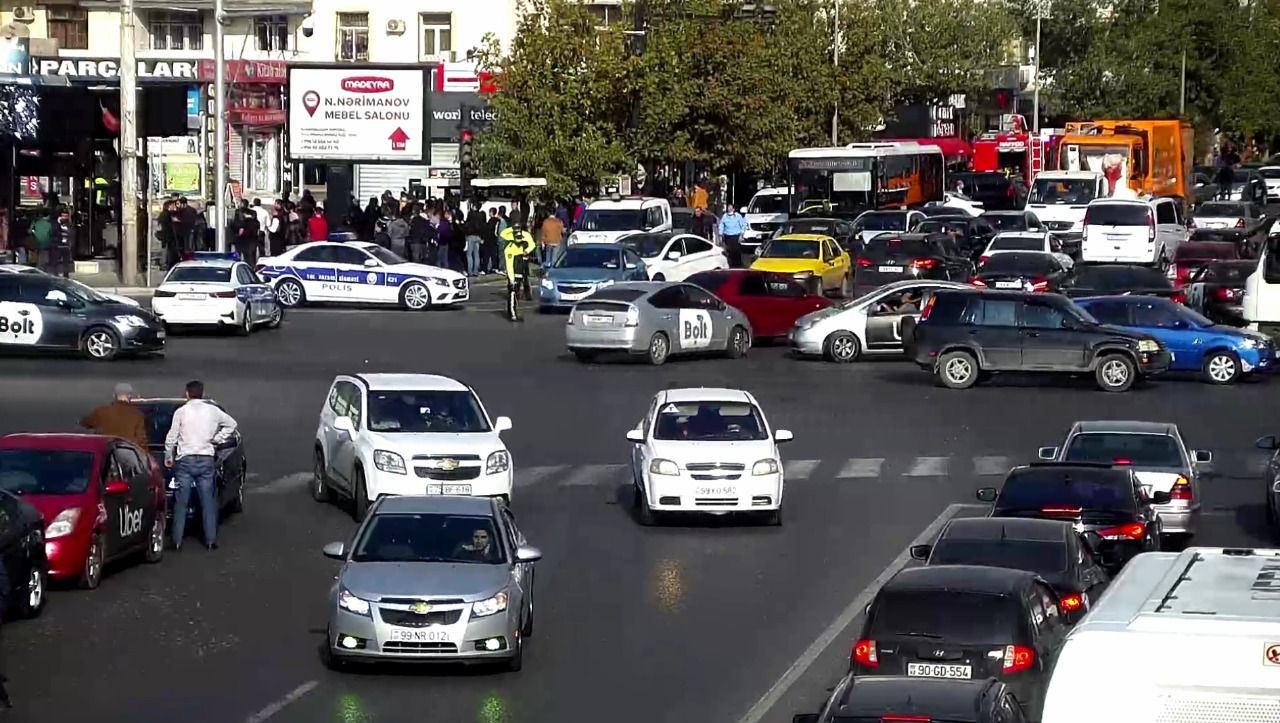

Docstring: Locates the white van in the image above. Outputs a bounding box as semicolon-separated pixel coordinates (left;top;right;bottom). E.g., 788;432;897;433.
1244;237;1280;335
567;197;672;246
741;186;790;253
1026;171;1106;241
1042;547;1280;723
1081;197;1186;267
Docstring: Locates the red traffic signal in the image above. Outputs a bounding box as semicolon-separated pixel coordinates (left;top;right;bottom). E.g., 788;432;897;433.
461;130;474;143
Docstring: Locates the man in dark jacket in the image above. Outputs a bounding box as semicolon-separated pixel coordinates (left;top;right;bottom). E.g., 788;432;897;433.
689;206;715;240
233;205;261;265
407;205;433;263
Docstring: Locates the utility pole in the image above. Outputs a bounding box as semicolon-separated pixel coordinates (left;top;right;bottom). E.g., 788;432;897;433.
1031;5;1042;134
119;0;139;286
1179;49;1186;116
214;0;227;252
831;0;840;145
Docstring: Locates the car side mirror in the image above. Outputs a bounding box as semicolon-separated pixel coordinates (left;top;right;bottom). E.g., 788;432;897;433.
105;479;130;496
1192;449;1213;464
774;429;794;443
1257;435;1280;451
1038;446;1058;461
667;251;682;261
515;545;543;563
976;487;998;503
363;259;379;268
322;541;346;560
494;416;513;433
1151;490;1172;505
909;544;932;561
333;416;355;434
626;429;644;443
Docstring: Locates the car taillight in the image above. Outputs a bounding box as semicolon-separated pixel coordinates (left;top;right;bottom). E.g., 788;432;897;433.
1170;475;1193;501
211;290;236;298
1237;218;1247;229
1171;290;1187;305
1059;593;1085;612
1215;287;1241;302
1002;644;1036;674
1098;522;1146;540
971;278;988;288
153;289;177;298
857;256;873;268
1148;212;1156;242
883;717;932;723
852;639;878;667
1040;506;1083;516
1113;458;1132;465
1030;277;1050;292
911;258;937;269
920;295;937;320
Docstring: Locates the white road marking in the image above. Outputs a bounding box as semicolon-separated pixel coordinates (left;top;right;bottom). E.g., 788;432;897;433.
250;472;312;495
734;504;985;723
903;456;949;477
784;459;821;480
244;680;318;723
560;464;626;487
836;458;884;479
973;455;1012;476
515;465;569;488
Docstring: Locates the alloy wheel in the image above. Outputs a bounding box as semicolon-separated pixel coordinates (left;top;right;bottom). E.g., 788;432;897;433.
831;334;857;361
85;331;116;359
404;283;431;310
27;567;43;611
944;356;973;384
1101;359;1129;387
1207;354;1237;383
277;281;302;306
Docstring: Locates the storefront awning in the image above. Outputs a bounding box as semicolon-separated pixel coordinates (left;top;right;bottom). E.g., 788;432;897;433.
879;137;973;159
0;73;70;87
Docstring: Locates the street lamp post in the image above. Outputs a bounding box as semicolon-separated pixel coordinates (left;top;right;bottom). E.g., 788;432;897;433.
1031;0;1050;134
214;0;227;252
831;0;840;145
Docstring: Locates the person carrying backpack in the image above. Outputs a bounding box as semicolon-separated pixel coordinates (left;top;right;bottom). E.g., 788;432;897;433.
29;211;52;270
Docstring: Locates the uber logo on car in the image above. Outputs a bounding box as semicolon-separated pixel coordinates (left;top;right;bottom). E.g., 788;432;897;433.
119;505;143;537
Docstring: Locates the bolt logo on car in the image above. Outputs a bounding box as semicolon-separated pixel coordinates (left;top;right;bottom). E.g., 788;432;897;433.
0;315;34;336
342;76;394;93
678;309;713;349
0;303;42;344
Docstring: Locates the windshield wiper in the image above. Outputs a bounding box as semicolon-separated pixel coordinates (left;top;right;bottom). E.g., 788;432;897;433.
892;631;943;639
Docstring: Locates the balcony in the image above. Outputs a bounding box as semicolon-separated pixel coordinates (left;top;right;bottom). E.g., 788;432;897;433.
80;0;312;14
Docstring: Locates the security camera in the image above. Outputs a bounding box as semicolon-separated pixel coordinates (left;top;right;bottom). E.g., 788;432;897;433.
300;16;315;38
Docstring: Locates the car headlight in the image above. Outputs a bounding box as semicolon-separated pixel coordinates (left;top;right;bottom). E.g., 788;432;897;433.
486;450;510;474
1137;339;1160;353
430;277;452;287
472;590;509;617
373;450;407;475
44;508;80;539
793;270;815;279
1242;336;1261;348
649;458;680;476
338;588;371;616
112;315;148;329
752;458;780;476
540;278;554;289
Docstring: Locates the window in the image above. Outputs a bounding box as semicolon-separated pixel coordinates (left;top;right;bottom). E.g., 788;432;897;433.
1021;302;1070;330
647;206;664;229
1133;301;1178;327
149;11;203;51
255;15;289;52
1156;202;1176;224
973;299;1018;327
331;246;372;266
647;286;686;309
48;6;89;50
235;266;254;285
684;238;712;255
113;446;146;480
338;383;362;428
683;285;723;310
419;13;452;59
337;12;370;62
739;274;769;296
1083;300;1130;326
293;246;335;263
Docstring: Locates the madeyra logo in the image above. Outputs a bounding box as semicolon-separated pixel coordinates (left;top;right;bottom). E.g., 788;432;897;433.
342;76;394;93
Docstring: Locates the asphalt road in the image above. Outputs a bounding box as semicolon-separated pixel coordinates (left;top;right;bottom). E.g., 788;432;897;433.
2;294;1277;723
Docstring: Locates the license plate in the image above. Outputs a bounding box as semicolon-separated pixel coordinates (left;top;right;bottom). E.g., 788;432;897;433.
388;628;451;643
156;330;166;340
907;663;971;679
696;486;736;496
426;484;472;495
584;314;611;325
878;265;903;273
995;281;1022;289
1206;222;1226;228
177;293;205;300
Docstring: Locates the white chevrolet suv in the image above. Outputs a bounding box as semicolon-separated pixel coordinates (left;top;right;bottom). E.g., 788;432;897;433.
313;373;514;520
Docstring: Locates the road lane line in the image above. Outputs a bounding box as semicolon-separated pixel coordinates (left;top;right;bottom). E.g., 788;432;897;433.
515;465;569;488
835;458;884;479
560;464;626;487
250;472;312;495
903;456;949;477
784;459;820;480
734;503;984;723
244;680;318;723
972;455;1012;476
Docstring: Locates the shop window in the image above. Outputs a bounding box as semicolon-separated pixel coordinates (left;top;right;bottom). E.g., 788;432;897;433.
48;7;89;50
303;163;328;186
149;10;204;51
419;13;452;60
255;15;289;52
336;12;369;62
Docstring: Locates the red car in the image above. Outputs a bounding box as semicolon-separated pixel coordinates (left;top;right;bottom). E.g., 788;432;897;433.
1168;241;1239;288
687;269;832;339
0;434;166;589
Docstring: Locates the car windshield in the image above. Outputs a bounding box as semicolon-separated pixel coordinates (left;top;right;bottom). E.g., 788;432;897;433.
760;239;820;259
579;209;646;232
748;194;789;214
64;278;113;303
869;591;1020;645
0;449;94;495
989;235;1045;252
133;402;185;447
166;266;233;283
351;513;506;564
365;246;405;265
1085;204;1149;226
555;248;619;269
979;253;1058;274
653;401;768;441
917;220;967;235
864;237;933;259
786;221;837;236
930;538;1068;575
1176;244;1237;261
366;390;490;433
621;235;667;258
1196;203;1246;217
1029;178;1097;205
983;214;1028;231
1263;168;1280;179
1071;266;1170;291
1064;433;1184;467
857;213;906;231
1196;261;1254;283
998;472;1137;513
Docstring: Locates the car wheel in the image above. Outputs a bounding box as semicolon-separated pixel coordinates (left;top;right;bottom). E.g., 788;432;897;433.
573;349;598;363
322;630;349;671
19;565;46;618
228;467;245;514
81;327;120;361
937;350;979;389
762;507;782;526
80;534;104;589
1096;353;1137;392
646;332;670;366
725;326;750;359
236;306;253;336
634;484;656;526
265;303;284;329
824;331;860;363
521;596;534;637
652;273;665;282
275;278;305;307
144;513;165;563
352;468;370;522
400;281;432;311
312;449;331;503
505;628;524;672
839;274;853;299
1203;350;1241;385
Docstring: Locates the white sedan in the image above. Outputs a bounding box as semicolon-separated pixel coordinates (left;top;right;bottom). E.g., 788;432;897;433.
257;241;468;310
789;280;972;362
982;232;1074;268
617;232;728;282
626;387;791;525
151;258;282;334
0;264;139;307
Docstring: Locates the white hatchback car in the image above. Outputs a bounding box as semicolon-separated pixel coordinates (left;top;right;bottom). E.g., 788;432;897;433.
982;232;1074;269
626;388;791;525
313;374;515;520
618;232;729;282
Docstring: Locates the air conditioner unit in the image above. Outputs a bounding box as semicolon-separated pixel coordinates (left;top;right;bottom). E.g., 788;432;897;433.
386;19;405;35
11;7;35;23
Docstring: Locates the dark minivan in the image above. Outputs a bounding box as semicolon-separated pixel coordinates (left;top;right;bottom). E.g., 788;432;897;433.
795;675;1028;723
851;565;1066;719
910;289;1170;391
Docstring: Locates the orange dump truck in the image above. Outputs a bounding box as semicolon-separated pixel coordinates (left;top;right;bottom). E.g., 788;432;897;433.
1056;120;1194;202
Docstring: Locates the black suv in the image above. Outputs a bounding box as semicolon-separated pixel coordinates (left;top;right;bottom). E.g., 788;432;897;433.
795;675;1029;723
854;233;974;295
911;290;1171;392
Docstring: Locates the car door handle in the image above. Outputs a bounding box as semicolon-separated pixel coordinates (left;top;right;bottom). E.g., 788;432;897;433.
1025;331;1041;338
661;314;672;320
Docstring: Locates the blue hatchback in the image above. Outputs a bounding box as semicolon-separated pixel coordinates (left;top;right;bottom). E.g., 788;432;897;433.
1076;296;1276;384
537;243;648;310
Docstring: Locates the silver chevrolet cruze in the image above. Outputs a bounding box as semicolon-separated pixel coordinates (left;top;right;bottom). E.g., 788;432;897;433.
322;495;541;671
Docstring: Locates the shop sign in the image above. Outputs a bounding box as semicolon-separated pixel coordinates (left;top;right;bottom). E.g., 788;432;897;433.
288;66;428;163
30;57;200;82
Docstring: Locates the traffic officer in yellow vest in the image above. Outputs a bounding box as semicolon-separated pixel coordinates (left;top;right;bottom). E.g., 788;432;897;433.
501;222;537;322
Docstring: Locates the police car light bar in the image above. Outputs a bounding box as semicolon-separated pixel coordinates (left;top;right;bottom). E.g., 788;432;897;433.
186;251;242;261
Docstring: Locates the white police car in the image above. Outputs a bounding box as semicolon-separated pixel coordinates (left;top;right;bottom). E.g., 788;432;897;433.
256;242;468;310
151;257;282;335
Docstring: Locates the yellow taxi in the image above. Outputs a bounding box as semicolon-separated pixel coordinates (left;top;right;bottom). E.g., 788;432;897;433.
749;233;852;297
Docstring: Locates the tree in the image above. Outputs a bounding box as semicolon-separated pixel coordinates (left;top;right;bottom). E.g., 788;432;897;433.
875;0;1018;105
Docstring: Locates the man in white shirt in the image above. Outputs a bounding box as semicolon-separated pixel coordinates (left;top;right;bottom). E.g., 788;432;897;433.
164;380;238;550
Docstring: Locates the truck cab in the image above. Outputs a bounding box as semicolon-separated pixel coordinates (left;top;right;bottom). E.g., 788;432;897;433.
1056;120;1194;206
567;197;672;246
741;186;790;253
1026;171;1107;245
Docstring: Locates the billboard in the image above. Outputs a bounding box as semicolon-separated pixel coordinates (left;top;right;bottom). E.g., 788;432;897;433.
288;65;429;163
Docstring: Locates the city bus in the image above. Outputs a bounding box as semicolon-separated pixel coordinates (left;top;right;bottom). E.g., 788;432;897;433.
787;142;945;218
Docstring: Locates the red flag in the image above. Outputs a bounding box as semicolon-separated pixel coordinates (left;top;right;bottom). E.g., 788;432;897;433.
100;103;120;134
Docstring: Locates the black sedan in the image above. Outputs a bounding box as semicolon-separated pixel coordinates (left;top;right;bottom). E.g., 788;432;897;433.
795;675;1030;723
1061;263;1181;301
917;217;997;261
0;272;164;361
971;252;1071;293
911;517;1110;624
133;399;247;526
854;233;974;295
981;210;1043;233
1185;260;1255;326
0;489;48;619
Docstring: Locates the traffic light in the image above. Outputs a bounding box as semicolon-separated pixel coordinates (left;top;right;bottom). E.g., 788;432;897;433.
459;129;475;192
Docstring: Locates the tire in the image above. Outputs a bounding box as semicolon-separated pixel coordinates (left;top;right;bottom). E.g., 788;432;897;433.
79;534;104;589
634;484;656;526
236;306;253;336
504;629;524;672
18;565;46;618
352;468;370;522
275;278;305;307
521;595;534;637
1095;353;1137;392
646;332;670;366
228;467;245;514
144;514;165;563
838;274;853;299
322;631;349;672
81;327;120;361
312;449;331;503
725;326;750;359
400;281;432;311
1203;350;1241;385
573;349;598;363
652;273;666;282
265;303;284;329
824;331;860;363
762;507;782;526
937;350;979;389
